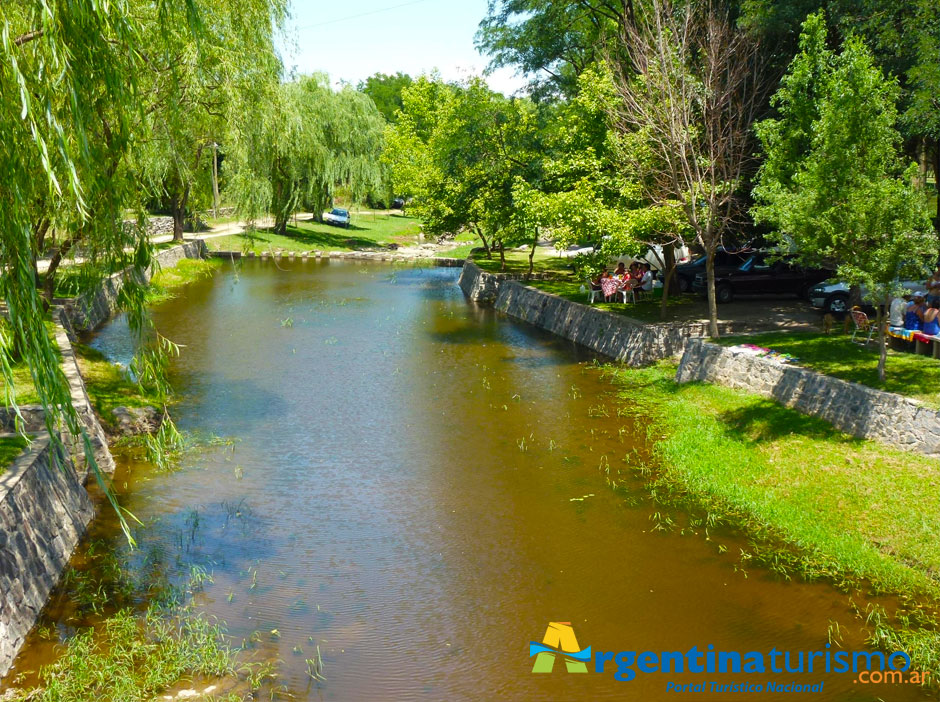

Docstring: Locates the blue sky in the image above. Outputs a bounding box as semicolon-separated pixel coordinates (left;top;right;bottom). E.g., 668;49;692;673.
278;0;528;93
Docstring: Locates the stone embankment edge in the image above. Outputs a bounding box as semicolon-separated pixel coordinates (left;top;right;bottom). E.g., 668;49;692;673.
65;239;209;333
0;241;209;680
676;339;940;458
457;260;717;366
208;248;465;267
459;261;940;459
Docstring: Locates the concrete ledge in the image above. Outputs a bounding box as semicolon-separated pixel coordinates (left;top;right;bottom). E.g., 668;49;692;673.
209;250;465;267
0;434;93;676
676;339;940;457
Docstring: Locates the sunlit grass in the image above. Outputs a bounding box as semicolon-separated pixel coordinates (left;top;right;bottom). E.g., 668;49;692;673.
0;435;29;473
73;344;160;430
207;213;422;253
613;361;940;599
147;258;223;304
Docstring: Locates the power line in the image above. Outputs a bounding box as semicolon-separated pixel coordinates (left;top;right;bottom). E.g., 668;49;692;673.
296;0;435;30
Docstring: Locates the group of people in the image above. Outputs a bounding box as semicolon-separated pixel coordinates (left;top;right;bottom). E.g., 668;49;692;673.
591;260;654;301
889;266;940;336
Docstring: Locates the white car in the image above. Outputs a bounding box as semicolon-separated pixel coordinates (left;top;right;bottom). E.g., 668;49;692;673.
809;279;922;314
323;208;351;228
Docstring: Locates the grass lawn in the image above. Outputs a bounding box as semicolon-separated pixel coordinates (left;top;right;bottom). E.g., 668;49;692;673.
74;344;161;430
612;361;940;669
147;258;223;304
206;213;423;254
716;330;940;408
0;435;29;473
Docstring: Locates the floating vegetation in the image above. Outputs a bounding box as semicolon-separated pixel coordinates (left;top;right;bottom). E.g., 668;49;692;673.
305;644;327;683
280;317;294;328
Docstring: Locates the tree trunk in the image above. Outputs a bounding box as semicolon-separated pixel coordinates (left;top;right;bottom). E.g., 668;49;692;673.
527;227;538;278
705;235;719;338
877;297;888;382
935;141;940;228
32;219;50;292
660;255;678;321
274;213;288;236
171;187;189;242
917;136;928;189
848;284;863;309
42;236;77;306
499;241;506;272
474;225;491;259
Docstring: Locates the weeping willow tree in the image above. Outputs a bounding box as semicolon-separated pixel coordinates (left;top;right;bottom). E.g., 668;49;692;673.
133;0;286;241
0;0;283;541
228;74;386;232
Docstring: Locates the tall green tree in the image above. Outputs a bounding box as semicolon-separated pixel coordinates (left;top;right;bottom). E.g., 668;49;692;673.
135;0;286;241
358;72;414;123
753;12;937;381
385;77;542;269
228;75;385;235
606;0;769;336
476;0;632;99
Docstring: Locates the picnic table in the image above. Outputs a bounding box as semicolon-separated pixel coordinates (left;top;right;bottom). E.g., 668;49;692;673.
600;276;629;300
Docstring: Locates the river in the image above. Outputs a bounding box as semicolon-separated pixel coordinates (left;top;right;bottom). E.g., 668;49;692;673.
7;260;933;701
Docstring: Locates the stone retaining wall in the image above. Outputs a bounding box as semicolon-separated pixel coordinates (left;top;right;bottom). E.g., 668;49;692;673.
209;249;465;267
0;435;93;677
676;339;940;456
0;242;209;679
65;239;208;332
459;261;739;366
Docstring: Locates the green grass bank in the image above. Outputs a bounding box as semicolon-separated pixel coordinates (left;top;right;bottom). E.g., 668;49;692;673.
611;361;940;671
0;435;29;474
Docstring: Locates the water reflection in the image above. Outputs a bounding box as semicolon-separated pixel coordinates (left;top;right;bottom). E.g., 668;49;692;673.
9;260;934;701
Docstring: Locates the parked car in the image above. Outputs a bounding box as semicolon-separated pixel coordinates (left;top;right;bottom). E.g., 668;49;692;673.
669;247;754;293
391;198;405;210
809;279;922;314
323;208;351;228
691;253;833;303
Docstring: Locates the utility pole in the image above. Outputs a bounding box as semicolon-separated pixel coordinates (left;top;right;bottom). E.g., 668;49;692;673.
212;142;220;218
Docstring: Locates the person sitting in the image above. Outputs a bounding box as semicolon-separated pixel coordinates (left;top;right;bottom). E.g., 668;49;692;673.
636;262;654;293
889;293;911;327
923;299;940;337
905;292;927;331
614;262;627;278
926;267;940;305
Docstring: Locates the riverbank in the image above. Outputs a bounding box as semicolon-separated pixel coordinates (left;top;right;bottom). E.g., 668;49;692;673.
611;361;940;674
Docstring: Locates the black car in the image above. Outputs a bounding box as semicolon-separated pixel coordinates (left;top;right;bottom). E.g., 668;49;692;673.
691;253;833;303
670;248;753;293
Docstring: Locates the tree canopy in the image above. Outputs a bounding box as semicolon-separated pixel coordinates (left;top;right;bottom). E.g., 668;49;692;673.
753;12;937;380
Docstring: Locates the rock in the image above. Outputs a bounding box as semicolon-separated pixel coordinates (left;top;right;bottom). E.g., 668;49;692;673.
111;406;163;436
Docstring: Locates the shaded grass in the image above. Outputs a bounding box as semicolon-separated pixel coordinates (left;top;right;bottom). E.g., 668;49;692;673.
611;361;940;672
527;277;693;323
0;435;29;473
716;330;940;409
207;213;422;254
74;344;161;430
147;258;223;305
473;249;575;275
